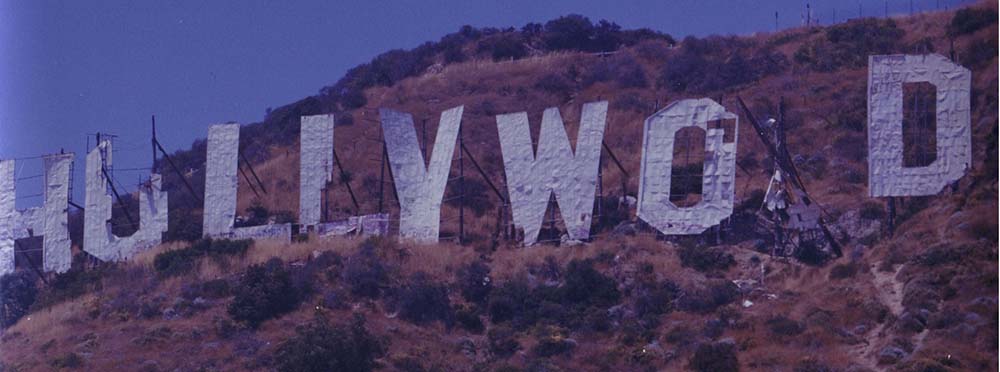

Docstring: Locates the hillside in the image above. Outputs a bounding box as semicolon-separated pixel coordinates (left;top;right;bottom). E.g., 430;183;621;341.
1;2;998;371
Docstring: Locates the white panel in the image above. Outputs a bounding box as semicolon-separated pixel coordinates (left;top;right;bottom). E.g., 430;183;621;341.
202;123;240;237
230;223;292;241
496;101;608;246
381;106;463;243
636;98;739;235
867;54;972;197
0;160;15;275
41;154;72;273
84;141;169;261
316;213;390;239
299;114;335;227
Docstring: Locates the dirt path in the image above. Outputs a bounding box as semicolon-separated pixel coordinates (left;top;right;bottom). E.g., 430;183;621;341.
847;264;906;370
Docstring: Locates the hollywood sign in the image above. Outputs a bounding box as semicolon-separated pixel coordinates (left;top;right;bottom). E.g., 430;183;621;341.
0;54;971;275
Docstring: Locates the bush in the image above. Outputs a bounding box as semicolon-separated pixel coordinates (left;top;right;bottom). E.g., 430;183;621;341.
794;18;903;71
31;258;107;310
1;271;38;328
633;279;681;318
395;272;453;326
829;263;859;279
274;314;386;372
859;201;886;220
478;33;528;61
534;73;574;100
659;36;785;93
582;54;648;88
49;352;83;369
487;325;521;358
227;259;302;328
948;8;998;37
455;304;485;333
457;260;492;305
343;237;394;298
153;238;252;277
678;280;739;313
561;259;619;308
679;244;736;272
488;279;535;326
766;316;804;336
690;341;739;372
532;330;575;357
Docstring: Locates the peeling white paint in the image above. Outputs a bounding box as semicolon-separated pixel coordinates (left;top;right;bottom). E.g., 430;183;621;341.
381;106;463;243
868;54;972;197
636;98;738;235
0;154;74;275
41;154;73;272
496;101;607;246
0;160;18;275
299;115;334;227
83;141;169;262
316;213;390;238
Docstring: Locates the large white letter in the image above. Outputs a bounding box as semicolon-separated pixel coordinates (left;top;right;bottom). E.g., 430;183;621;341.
636;98;738;235
299;114;334;228
202;124;240;237
867;54;971;197
380;106;463;243
0;154;73;274
83;141;169;261
496;101;607;246
202;123;291;241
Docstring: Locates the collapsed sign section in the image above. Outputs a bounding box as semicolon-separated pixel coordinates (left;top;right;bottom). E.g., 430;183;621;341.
637;98;738;235
380;106;464;243
83;141;168;262
496;101;608;246
203;123;291;241
867;54;971;197
0;154;74;275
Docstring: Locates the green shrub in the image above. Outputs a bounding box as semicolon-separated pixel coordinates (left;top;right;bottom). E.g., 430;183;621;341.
1;271;38;328
766;315;804;336
487;325;521;358
153;238;252;277
395;272;453;326
677;280;739;313
274;314;386;372
227;259;301;328
948;8;998;37
49;352;83;369
690;341;739;372
829;263;859;280
343;238;393;298
455;304;485;334
859;201;886;220
679;244;736;272
457;260;492;305
561;259;619;308
794;18;903;71
31;258;107;310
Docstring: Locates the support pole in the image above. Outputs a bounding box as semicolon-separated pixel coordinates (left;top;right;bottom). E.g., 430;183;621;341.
155;139;202;204
332;148;361;214
239;152;267;194
101;165;138;231
601;141;630;198
460;143;505;203
458;126;465;244
238;163;261;198
14;240;48;285
378;144;386;213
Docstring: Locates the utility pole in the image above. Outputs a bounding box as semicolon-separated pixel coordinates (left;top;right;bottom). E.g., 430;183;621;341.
806;3;811;26
775;11;779;32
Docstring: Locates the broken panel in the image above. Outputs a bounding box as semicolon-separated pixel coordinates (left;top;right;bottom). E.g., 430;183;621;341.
381;106;463;243
202;123;240;237
0;155;74;275
637;98;739;235
299;114;335;227
83;141;169;262
496;101;608;246
868;54;971;197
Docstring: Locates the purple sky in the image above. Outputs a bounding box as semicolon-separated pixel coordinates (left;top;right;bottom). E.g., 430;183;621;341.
0;0;974;206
